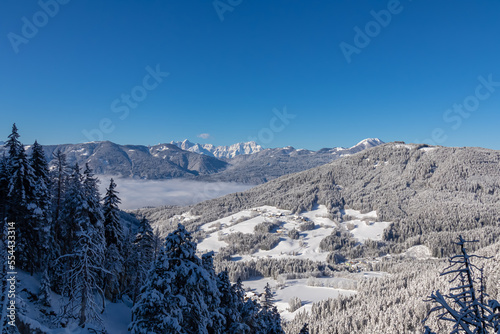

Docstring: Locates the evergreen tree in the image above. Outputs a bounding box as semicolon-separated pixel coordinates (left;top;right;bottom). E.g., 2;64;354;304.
202;252;225;333
29;140;53;270
262;282;274;310
103;178;122;250
82;164;104;229
130;224;221;334
51;149;68;223
6;125;38;273
129;242;181;333
58;164;84;256
5;123;21;161
131;218;155;304
260;306;285;334
240;298;266;333
102;178;124;301
217;271;248;333
39;268;52;307
58;164;106;328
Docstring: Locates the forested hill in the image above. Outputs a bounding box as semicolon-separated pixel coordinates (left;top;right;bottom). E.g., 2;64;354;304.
139;142;500;255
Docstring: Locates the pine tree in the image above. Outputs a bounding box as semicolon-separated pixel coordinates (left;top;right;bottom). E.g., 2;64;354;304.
129;234;182;334
5;123;21;161
201;252;225;333
130;224;221;334
102;178;124;301
260;306;285;334
82;164;104;230
103;178;122;250
217;271;247;333
58;164;84;256
131;218;155;305
30;140;53;270
51;149;68;223
58;164;107;328
262;282;274;310
39;268;52;307
6;125;38;273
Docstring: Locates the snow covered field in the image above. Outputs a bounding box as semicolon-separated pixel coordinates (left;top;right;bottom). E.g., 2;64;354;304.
198;205;392;262
242;276;357;321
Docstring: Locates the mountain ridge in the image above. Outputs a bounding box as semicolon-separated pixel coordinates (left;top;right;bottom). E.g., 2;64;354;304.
0;138;384;183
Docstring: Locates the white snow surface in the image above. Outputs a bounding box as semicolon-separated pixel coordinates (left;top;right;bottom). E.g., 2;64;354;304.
242;276;357;321
198;205;391;261
12;271;131;334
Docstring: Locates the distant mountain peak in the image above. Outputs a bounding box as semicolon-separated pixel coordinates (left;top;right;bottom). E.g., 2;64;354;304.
170;140;263;159
353;138;384;147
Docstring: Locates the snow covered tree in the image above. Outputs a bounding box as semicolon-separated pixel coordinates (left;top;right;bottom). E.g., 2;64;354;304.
5;123;21;161
130;223;222;333
58;164;107;328
260;306;285;334
39;268;52;307
82;164;104;231
103;178;122;250
424;235;500;334
102;178;124;301
240;298;266;333
262;282;274;310
50;148;69;223
29;140;53;270
129;239;182;333
6;125;38;273
131;218;155;304
201;252;225;333
217;271;248;333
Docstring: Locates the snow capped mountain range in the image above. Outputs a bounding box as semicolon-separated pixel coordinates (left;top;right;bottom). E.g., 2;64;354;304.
0;138;384;183
170;138;383;160
170;139;263;159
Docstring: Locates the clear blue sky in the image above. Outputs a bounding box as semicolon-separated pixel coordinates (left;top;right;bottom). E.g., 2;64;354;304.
1;0;500;150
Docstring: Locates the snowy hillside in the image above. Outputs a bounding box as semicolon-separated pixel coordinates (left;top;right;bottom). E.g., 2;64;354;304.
197;205;390;261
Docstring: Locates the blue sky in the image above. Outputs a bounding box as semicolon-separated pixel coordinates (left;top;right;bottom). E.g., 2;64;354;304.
1;0;500;150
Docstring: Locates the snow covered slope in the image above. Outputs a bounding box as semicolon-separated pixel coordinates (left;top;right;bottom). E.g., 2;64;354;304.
197;205;391;262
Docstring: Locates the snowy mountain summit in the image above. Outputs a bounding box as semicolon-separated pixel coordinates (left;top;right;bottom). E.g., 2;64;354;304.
170;139;263;159
348;138;384;153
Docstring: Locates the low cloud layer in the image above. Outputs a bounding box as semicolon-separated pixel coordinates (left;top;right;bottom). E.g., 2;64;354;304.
98;177;253;210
